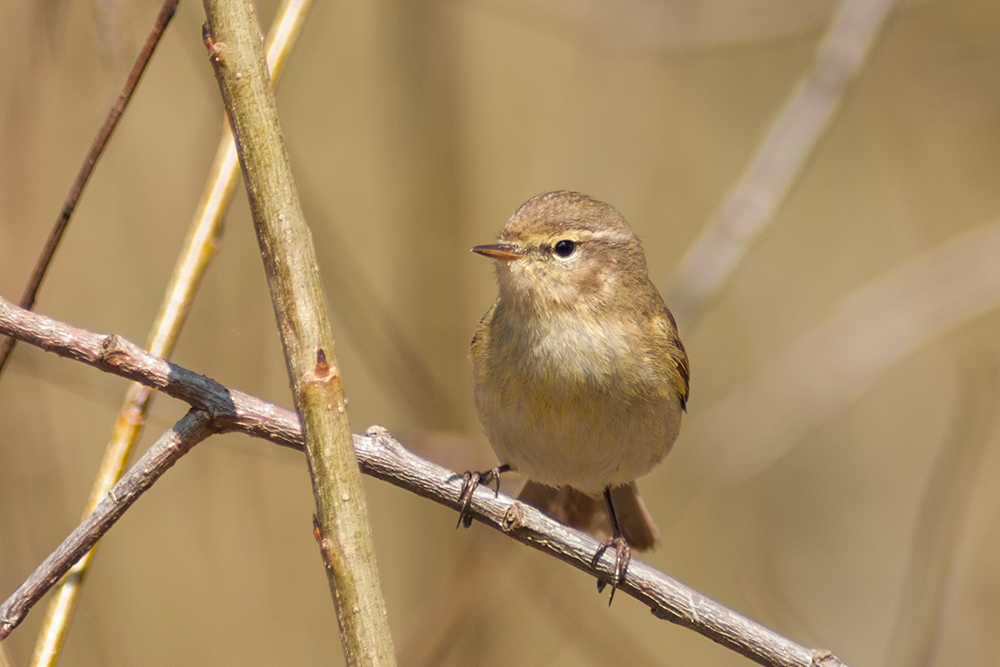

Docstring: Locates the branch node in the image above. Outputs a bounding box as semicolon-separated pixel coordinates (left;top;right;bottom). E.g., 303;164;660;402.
502;502;525;533
315;347;329;375
366;427;408;465
688;589;702;625
304;349;340;392
99;334;133;366
202;22;226;62
649;602;686;625
365;425;403;455
813;649;844;666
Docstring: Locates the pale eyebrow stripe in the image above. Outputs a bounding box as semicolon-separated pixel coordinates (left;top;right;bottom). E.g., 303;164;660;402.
576;228;635;244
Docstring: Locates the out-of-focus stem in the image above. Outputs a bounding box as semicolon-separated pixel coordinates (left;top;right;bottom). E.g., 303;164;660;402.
666;0;897;326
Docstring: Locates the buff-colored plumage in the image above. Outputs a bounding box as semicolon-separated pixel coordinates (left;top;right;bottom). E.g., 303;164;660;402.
471;191;688;551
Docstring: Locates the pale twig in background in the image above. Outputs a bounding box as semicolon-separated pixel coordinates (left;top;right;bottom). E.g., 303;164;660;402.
666;0;897;325
0;0;179;376
26;1;314;663
0;295;849;667
202;0;395;662
689;219;1000;479
884;370;1000;667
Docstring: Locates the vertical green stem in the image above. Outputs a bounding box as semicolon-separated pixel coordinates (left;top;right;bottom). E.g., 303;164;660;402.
201;0;396;663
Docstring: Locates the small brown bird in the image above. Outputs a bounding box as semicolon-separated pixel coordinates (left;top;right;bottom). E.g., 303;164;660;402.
460;191;689;600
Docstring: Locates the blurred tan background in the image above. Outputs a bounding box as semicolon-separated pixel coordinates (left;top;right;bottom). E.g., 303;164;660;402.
2;0;999;664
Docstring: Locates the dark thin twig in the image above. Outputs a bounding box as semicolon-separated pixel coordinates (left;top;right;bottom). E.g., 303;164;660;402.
0;0;180;376
0;294;848;667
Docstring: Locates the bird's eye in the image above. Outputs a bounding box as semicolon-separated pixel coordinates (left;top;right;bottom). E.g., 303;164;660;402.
553;240;577;258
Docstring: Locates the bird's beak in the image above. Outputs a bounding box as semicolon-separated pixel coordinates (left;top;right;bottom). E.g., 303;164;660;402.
471;243;525;261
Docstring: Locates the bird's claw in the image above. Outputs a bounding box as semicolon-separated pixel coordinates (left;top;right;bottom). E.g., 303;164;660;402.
593;535;631;605
456;465;508;529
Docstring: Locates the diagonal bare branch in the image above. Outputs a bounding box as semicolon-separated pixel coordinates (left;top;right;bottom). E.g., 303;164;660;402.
0;295;848;667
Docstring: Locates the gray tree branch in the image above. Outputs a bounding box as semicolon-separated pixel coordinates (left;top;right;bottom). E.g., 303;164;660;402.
0;295;848;667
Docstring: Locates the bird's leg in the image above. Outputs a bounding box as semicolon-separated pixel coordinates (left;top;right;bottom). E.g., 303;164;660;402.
456;464;511;528
592;486;631;605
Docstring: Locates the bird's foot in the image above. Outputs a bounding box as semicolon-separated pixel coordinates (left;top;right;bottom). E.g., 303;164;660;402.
456;464;510;529
592;535;631;605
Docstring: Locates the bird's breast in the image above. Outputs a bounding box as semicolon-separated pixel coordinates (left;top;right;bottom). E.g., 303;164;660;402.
472;309;682;493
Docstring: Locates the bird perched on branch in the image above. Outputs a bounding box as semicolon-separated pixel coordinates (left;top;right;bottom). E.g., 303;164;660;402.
460;190;689;601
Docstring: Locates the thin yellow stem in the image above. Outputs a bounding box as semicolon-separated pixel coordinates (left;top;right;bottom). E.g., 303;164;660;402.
27;2;313;664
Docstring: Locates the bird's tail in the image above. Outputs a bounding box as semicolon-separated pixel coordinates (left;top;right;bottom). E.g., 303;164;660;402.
517;480;661;551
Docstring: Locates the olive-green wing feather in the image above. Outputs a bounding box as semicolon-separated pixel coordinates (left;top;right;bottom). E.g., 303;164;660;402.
662;307;689;410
